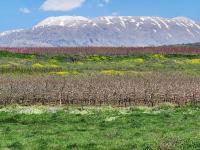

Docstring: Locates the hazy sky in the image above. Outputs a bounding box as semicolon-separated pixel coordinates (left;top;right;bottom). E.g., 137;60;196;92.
0;0;200;31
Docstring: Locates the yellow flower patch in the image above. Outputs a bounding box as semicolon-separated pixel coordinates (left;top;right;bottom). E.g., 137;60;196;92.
100;70;124;75
186;59;200;64
48;64;59;68
152;54;165;59
55;71;69;76
123;58;144;63
32;63;44;69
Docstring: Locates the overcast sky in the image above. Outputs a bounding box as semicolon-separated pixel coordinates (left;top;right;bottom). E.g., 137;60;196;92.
0;0;200;31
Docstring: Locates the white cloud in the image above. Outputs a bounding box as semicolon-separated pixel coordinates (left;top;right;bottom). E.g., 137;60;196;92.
40;0;85;11
104;0;111;4
19;8;31;14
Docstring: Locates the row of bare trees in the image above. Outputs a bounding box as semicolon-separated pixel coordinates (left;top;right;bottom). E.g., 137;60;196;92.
1;46;200;55
0;73;200;107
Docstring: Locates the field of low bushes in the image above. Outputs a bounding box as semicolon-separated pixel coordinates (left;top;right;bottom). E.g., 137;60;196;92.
1;73;200;107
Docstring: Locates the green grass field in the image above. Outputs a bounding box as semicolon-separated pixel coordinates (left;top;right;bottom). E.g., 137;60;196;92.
0;105;200;150
1;51;200;76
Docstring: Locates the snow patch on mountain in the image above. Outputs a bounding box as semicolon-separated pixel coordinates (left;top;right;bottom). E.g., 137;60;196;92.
35;16;89;28
0;29;24;37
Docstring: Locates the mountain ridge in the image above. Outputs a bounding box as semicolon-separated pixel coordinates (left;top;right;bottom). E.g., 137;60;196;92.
0;16;200;47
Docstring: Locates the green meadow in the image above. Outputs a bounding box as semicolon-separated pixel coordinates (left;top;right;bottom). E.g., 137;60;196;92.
1;51;200;76
0;105;200;150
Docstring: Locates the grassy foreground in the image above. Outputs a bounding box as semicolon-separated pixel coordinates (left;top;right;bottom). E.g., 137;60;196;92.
0;105;200;150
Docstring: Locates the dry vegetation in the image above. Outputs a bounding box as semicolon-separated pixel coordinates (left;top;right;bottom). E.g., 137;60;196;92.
0;73;200;107
1;46;200;55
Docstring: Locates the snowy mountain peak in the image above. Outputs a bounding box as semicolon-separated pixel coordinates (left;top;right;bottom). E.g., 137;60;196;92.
1;16;200;47
172;16;194;22
35;16;89;28
0;29;24;37
34;16;200;29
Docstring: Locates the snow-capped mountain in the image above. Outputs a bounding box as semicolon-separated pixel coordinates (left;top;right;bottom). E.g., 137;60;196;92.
0;16;200;47
0;29;24;37
34;16;89;28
